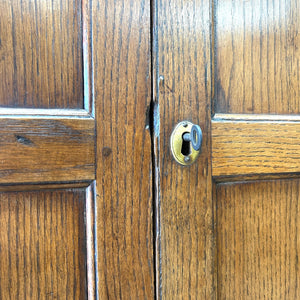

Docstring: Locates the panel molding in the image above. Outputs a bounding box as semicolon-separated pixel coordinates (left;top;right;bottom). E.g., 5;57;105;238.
82;0;94;116
0;108;92;118
0;181;92;192
213;113;300;122
86;182;97;300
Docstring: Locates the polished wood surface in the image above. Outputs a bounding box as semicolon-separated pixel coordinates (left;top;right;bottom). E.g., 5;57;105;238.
93;0;154;298
216;180;300;299
211;1;300;297
156;0;214;297
0;0;97;297
4;0;300;297
212;0;300;297
0;0;83;108
0;116;95;184
214;0;300;114
0;182;91;192
0;190;87;299
212;116;300;177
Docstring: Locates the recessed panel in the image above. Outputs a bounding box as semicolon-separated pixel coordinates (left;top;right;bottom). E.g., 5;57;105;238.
0;0;83;108
0;190;87;299
217;180;300;299
214;0;300;114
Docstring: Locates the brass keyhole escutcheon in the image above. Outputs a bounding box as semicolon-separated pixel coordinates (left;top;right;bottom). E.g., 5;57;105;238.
170;121;202;166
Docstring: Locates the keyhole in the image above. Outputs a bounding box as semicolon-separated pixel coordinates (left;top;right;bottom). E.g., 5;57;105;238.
181;133;191;156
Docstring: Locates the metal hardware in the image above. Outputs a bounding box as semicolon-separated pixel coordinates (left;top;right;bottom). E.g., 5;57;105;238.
170;121;202;166
182;125;202;151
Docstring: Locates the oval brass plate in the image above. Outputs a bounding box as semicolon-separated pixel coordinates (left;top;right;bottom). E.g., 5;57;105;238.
170;121;200;166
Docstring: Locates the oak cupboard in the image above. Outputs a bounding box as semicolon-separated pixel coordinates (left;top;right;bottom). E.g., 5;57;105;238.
0;0;299;299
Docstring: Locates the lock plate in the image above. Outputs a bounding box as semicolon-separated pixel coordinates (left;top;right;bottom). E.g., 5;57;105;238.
170;121;201;166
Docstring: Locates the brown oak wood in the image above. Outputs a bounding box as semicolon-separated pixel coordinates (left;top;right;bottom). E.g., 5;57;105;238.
0;0;84;109
0;117;95;184
214;0;300;114
86;184;96;299
210;0;300;298
0;0;98;298
155;0;214;297
212;117;300;177
216;180;300;299
0;189;87;299
0;182;92;192
0;108;91;117
93;0;154;298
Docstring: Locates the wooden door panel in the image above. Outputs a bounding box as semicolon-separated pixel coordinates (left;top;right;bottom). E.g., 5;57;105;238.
211;0;300;298
0;0;84;109
214;0;300;114
155;0;300;297
0;0;98;298
216;180;300;299
0;189;87;299
0;0;156;297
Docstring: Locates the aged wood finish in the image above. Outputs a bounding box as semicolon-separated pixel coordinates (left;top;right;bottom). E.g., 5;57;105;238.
155;0;214;297
0;0;84;109
212;117;300;177
216;180;300;299
0;182;91;192
0;116;95;184
210;0;300;298
0;0;98;298
0;190;87;299
93;0;154;298
214;0;300;114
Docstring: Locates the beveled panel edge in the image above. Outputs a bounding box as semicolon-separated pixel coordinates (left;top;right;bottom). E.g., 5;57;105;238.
82;0;94;116
213;113;300;122
0;108;93;119
0;180;93;192
86;181;97;300
213;172;300;184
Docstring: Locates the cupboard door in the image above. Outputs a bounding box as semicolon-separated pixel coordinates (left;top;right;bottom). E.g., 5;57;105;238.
155;0;300;298
0;0;154;298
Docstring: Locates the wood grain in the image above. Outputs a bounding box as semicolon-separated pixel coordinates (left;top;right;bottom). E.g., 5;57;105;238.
0;189;87;299
0;182;91;192
0;117;95;184
86;183;96;299
156;0;214;297
0;108;91;117
0;0;83;108
214;0;300;114
216;180;300;299
212;118;300;177
93;0;154;298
